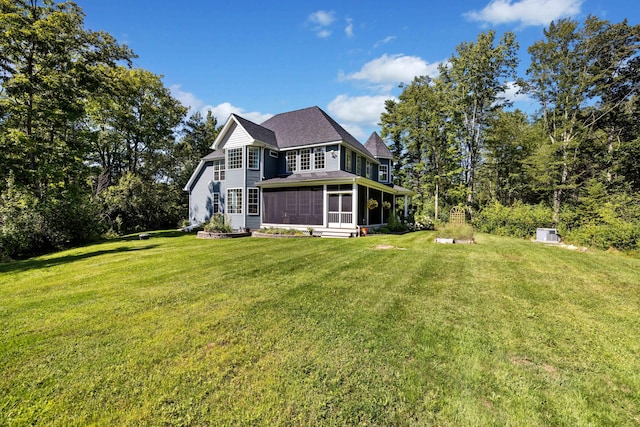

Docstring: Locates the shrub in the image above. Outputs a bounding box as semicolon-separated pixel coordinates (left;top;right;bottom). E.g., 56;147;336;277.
203;214;232;233
474;201;554;239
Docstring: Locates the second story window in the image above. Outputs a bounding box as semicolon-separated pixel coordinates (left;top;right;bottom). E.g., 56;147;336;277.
300;149;311;171
227;148;243;169
345;149;352;172
356;156;362;176
248;146;260;170
379;164;388;182
314;147;325;169
366;161;371;179
286;150;297;172
213;159;225;181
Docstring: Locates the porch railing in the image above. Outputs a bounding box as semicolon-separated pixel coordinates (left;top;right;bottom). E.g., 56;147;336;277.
328;212;353;224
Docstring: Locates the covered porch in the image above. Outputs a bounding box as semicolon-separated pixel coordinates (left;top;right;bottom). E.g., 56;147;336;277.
258;174;412;237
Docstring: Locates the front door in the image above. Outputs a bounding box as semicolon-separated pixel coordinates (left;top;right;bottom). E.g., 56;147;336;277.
327;193;353;228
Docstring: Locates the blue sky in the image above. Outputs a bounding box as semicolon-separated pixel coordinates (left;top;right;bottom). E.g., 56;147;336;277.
76;0;635;140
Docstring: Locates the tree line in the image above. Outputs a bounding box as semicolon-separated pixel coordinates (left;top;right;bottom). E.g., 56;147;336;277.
0;0;219;259
381;17;640;251
2;1;639;259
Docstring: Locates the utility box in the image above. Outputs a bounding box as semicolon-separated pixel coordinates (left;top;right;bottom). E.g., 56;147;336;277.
536;228;559;243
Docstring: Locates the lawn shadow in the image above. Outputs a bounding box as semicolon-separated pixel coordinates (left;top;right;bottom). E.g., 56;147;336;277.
0;244;159;275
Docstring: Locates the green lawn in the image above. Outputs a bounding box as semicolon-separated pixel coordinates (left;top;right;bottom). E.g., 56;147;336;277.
1;231;639;426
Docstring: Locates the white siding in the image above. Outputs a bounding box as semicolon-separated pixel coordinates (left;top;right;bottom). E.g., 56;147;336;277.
218;122;253;150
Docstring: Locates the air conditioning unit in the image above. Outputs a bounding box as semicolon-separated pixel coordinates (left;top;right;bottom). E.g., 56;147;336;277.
536;228;559;243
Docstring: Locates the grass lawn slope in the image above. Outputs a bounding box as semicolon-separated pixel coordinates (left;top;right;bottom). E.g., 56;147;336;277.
1;231;639;425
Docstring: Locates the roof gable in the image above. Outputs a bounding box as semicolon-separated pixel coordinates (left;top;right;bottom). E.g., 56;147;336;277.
212;114;277;150
364;132;393;159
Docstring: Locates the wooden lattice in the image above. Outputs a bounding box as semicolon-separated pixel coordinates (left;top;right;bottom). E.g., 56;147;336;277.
449;206;466;224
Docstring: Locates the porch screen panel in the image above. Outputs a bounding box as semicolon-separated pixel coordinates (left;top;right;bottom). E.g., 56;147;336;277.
263;187;323;225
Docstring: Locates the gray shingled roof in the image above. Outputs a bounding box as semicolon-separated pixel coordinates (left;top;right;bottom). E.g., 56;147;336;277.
257;170;359;186
202;149;224;160
364;132;393;159
232;114;277;147
260;106;373;157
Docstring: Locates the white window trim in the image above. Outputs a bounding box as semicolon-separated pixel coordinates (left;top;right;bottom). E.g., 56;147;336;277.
379;164;389;183
227;148;243;170
314;147;325;170
286;150;297;173
247;187;259;216
248;146;260;170
227;188;243;214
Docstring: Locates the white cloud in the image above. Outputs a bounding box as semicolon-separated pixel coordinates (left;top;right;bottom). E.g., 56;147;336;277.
170;84;204;112
373;36;396;49
500;81;532;103
345;18;354;38
307;10;336;38
464;0;583;27
204;102;273;124
308;10;335;26
170;85;272;124
327;94;396;127
342;54;442;88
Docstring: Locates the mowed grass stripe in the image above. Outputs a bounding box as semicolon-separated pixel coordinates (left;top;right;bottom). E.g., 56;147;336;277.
1;231;639;425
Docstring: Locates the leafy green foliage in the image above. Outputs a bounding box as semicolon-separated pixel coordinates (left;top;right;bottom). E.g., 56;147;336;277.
0;175;100;259
98;173;183;235
474;201;554;238
203;214;233;233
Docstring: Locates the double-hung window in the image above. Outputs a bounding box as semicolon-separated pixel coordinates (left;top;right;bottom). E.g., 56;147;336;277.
248;146;260;170
286;150;297;172
213;160;225;181
247;188;259;215
366;160;371;179
227;148;243;169
379;164;388;182
356;156;362;176
227;188;242;214
300;149;311;171
212;193;220;213
314;147;325;170
345;149;352;172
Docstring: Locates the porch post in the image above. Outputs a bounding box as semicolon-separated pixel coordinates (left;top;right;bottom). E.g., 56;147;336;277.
323;185;328;228
352;183;358;227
